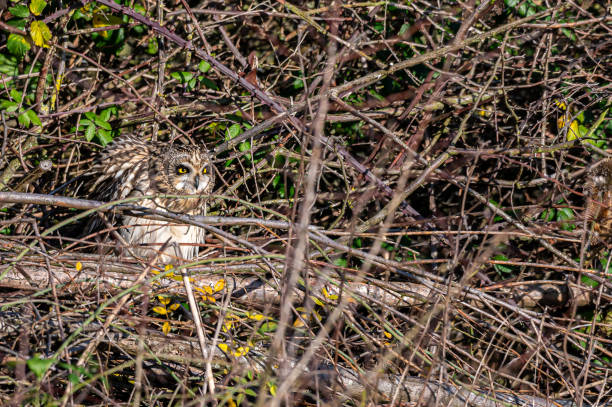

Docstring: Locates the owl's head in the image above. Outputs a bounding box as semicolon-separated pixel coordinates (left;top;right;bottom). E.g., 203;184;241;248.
157;144;215;196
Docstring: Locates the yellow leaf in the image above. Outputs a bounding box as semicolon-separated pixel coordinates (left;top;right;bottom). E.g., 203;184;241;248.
204;286;213;295
269;384;277;396
384;331;392;339
92;12;123;38
92;11;123;27
162;321;171;335
169;303;180;311
157;295;170;305
293;314;307;328
30;0;47;16
311;295;324;307
322;287;338;300
152;306;168;315
213;279;225;292
75;261;82;271
234;346;249;357
30;21;52;48
164;264;173;271
554;99;566;110
247;312;264;321
567;119;581;141
218;343;229;352
207;296;216;303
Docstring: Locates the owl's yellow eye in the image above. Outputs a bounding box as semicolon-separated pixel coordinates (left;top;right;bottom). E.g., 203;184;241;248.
177;165;189;174
202;167;207;174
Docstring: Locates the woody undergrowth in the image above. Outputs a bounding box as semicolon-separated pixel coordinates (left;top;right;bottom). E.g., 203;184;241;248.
0;0;610;405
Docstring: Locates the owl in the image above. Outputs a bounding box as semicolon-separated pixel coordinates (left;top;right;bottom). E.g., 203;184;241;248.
90;136;215;263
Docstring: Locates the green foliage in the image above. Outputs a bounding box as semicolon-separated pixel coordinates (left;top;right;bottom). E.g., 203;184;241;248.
540;202;575;231
504;0;543;17
0;53;19;75
146;37;158;54
9;4;30;18
27;355;55;380
492;254;514;275
29;0;47;16
171;68;218;91
7;33;31;57
75;106;119;146
0;88;41;128
198;60;211;73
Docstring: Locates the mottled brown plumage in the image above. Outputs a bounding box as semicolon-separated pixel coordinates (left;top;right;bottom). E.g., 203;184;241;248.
91;136;215;263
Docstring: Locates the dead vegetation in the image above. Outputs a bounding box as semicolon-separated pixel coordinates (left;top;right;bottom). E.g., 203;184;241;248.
0;0;611;405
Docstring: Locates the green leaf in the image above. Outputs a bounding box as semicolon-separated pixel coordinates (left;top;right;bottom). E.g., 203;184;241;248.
96;129;113;146
0;53;19;76
9;89;22;103
7;34;30;58
99;108;112;122
540;208;555;221
68;373;80;385
292;78;304;90
27;356;55;379
30;20;52;48
78;119;93;128
26;109;41;126
188;77;197;90
369;89;385;101
7;18;27;31
198;60;211;73
170;71;193;83
85;112;96;121
272;174;280;188
398;23;410;35
29;0;48;16
556;207;575;231
333;258;347;267
0;100;18;112
238;140;250;152
492;254;513;274
146;38;158;55
85;124;95;141
9;5;30;18
258;321;277;333
226;123;242;140
581;274;599;288
18;110;31;127
94;118;112;130
200;77;218;90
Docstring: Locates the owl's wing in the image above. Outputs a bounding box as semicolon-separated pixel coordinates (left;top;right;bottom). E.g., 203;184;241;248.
87;136;158;235
90;136;156;201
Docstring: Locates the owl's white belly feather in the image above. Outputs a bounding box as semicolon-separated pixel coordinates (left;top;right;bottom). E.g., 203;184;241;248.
121;215;204;264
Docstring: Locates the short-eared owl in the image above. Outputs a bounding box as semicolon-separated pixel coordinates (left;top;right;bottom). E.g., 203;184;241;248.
91;136;215;263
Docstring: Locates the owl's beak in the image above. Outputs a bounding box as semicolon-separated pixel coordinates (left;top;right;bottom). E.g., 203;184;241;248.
194;176;200;190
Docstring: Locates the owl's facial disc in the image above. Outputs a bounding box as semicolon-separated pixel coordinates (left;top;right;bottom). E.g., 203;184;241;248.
172;161;212;194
